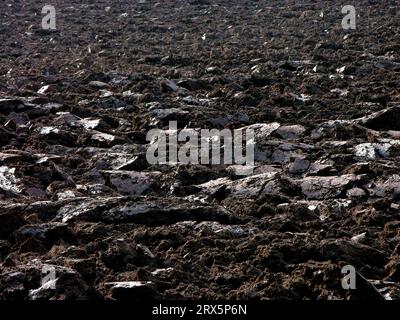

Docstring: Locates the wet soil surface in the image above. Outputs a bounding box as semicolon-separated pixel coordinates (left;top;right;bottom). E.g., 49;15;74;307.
0;0;400;300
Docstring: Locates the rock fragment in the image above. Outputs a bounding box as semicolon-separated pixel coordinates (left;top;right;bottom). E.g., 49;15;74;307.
105;281;160;300
299;175;361;200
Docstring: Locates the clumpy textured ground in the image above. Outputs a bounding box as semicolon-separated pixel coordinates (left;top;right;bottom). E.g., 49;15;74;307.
1;0;400;300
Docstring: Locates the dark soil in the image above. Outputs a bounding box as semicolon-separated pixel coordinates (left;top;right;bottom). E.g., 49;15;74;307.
0;0;400;300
